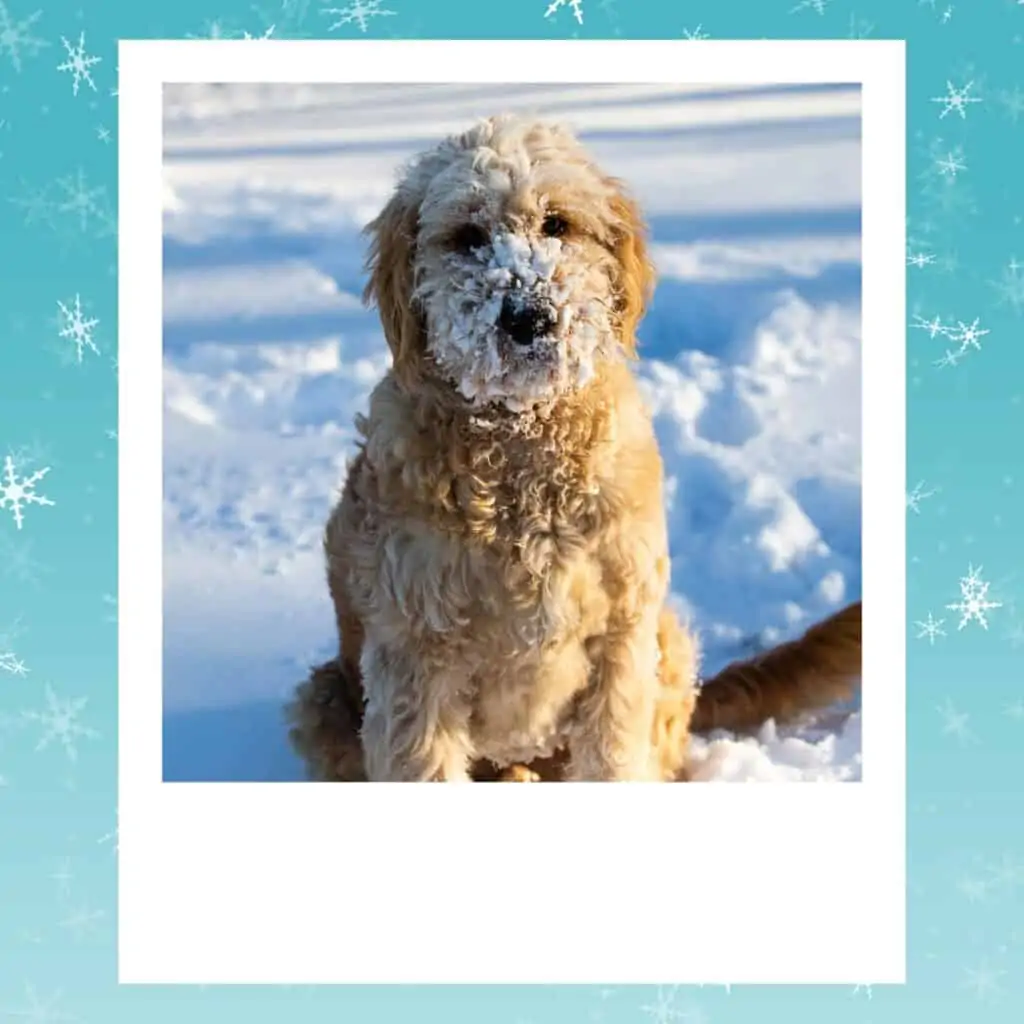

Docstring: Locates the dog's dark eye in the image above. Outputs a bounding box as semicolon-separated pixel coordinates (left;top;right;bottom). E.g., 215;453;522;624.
541;214;570;238
451;224;489;253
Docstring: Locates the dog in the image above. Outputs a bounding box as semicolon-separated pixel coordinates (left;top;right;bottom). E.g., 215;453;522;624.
289;599;861;781
286;115;862;782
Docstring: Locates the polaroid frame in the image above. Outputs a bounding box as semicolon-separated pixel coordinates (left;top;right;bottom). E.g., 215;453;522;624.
119;38;905;985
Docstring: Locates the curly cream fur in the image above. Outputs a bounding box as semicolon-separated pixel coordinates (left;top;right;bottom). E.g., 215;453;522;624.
286;114;859;783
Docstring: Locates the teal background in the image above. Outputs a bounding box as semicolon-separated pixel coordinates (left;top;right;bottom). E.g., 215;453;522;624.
2;0;1023;1019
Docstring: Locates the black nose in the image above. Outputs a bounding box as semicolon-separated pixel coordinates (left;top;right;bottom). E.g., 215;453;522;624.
499;297;555;346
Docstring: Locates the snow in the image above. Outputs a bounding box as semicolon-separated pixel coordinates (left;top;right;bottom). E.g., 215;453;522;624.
162;82;862;783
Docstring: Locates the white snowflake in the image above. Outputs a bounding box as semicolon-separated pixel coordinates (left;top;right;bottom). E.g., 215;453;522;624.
931;80;982;119
545;0;584;22
946;564;1002;630
907;480;937;512
931;317;990;366
7;179;57;229
851;984;873;999
911;312;949;338
56;295;100;363
907;249;936;268
640;986;688;1024
933;348;962;369
322;0;396;31
59;903;104;941
0;454;55;530
50;857;73;899
0;2;48;72
936;697;973;741
946;317;990;354
991;257;1024;313
0;983;77;1024
55;168;108;233
999;86;1024;122
935;146;966;180
962;960;1006;1001
22;684;99;762
847;13;874;37
951;318;988;351
790;0;829;12
0;532;48;586
56;31;100;96
914;612;946;644
682;25;709;39
0;646;27;676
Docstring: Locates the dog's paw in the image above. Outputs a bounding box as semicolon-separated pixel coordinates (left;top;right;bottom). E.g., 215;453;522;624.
498;764;542;782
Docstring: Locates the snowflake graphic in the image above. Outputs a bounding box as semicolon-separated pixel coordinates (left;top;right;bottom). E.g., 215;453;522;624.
682;25;709;39
55;168;110;234
0;454;55;530
946;564;1002;630
1;983;77;1024
791;0;829;12
0;645;27;676
942;318;990;360
0;2;48;72
957;874;989;903
59;903;104;941
991;257;1024;314
640;986;689;1024
56;295;100;363
7;179;58;230
907;248;936;268
999;86;1024;122
50;857;74;899
962;959;1006;1001
931;79;982;119
22;684;99;762
914;613;946;645
847;13;874;37
185;18;236;38
0;532;48;586
935;146;967;181
851;984;873;999
56;31;100;96
906;480;937;512
545;0;584;22
911;313;949;339
928;316;990;367
937;697;974;742
322;0;396;31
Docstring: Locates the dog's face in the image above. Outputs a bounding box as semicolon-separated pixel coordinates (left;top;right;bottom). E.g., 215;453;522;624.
364;116;654;412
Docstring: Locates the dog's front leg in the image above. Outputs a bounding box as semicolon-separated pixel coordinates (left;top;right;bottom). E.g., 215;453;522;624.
567;612;661;781
359;640;473;781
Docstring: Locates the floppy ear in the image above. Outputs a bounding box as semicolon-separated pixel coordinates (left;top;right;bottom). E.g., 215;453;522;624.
362;186;426;387
607;183;656;358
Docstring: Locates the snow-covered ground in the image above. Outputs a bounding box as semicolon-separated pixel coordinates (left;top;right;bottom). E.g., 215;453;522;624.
162;82;862;782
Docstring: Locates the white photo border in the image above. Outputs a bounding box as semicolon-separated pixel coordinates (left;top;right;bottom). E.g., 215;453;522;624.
120;39;906;985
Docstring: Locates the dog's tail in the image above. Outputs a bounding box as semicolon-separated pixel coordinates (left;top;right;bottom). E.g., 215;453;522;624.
690;600;862;735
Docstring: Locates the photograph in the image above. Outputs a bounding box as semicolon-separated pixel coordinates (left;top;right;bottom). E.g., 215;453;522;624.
161;79;863;784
